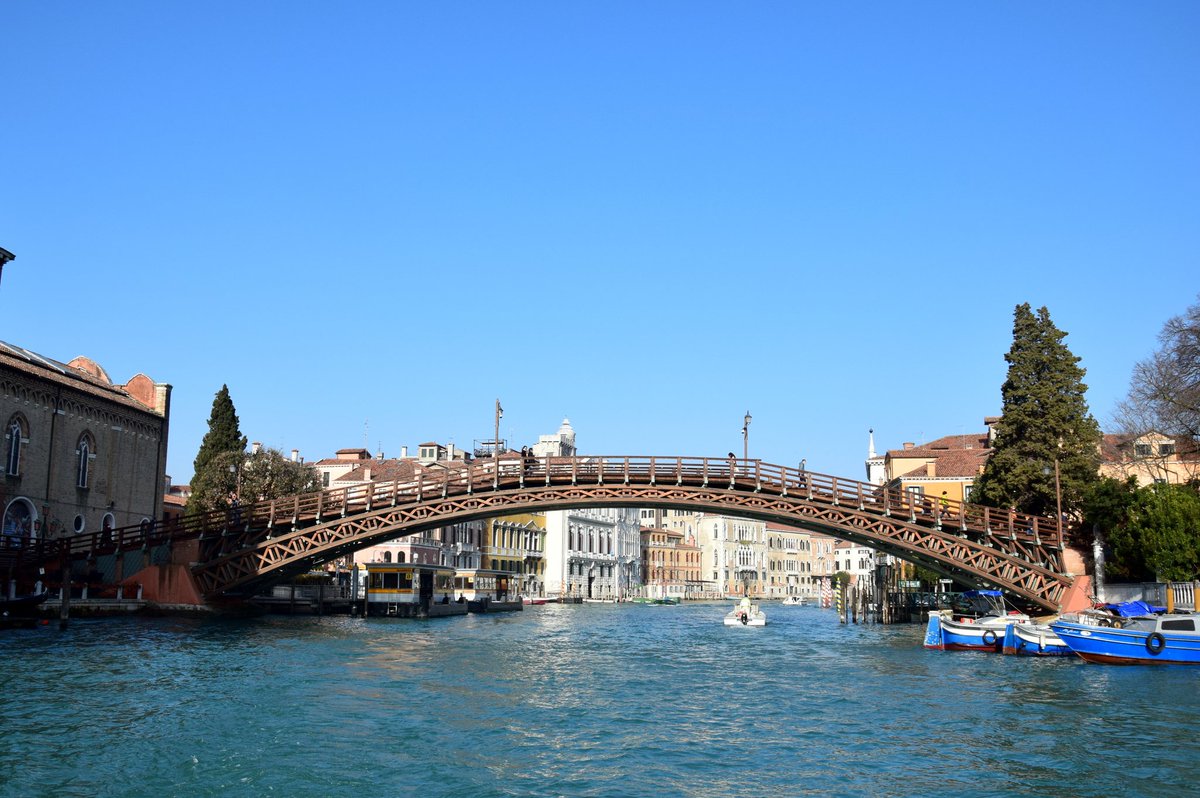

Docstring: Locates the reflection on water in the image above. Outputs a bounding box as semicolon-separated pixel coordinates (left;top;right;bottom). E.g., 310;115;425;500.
3;604;1199;797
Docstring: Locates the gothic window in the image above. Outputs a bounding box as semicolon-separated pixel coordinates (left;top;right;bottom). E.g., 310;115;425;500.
76;432;96;489
6;415;28;477
2;498;36;546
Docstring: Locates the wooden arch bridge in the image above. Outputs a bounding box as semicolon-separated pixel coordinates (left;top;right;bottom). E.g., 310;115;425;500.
23;455;1077;611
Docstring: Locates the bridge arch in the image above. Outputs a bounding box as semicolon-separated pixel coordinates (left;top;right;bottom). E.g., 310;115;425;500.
189;456;1073;611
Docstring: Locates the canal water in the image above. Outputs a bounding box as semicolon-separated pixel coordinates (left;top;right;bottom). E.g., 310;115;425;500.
2;603;1198;798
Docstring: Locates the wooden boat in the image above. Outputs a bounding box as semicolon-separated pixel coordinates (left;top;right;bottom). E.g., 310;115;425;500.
1051;612;1200;665
923;590;1028;652
1;590;50;630
724;597;767;627
1002;622;1071;656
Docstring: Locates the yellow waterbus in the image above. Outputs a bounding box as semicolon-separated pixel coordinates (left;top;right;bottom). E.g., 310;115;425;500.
453;568;524;613
364;562;466;618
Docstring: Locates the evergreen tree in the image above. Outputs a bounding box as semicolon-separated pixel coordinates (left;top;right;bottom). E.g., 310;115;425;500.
186;385;248;514
973;304;1102;522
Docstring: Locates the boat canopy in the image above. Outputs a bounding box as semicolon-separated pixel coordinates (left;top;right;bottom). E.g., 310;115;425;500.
962;590;1002;598
1103;600;1165;617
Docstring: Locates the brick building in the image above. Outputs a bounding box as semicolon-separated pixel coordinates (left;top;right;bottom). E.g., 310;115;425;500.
2;341;170;545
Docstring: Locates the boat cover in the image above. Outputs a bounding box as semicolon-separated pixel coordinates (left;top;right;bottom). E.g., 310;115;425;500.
1102;600;1166;617
962;590;1002;598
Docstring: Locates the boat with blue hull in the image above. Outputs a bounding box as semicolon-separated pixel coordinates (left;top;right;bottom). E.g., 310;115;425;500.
923;590;1028;652
1002;622;1071;656
1050;613;1200;665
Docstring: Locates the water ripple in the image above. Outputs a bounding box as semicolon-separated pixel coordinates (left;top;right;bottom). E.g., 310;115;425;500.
3;607;1199;797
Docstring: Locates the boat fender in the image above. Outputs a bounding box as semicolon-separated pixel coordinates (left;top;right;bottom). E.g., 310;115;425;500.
1146;632;1166;654
981;629;998;645
1111;620;1123;629
1038;639;1045;652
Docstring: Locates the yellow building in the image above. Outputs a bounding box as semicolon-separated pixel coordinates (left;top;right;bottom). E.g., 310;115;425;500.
482;512;546;596
1100;433;1199;486
881;421;995;506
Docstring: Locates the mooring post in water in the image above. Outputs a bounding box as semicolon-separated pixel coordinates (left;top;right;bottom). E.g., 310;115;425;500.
59;580;71;631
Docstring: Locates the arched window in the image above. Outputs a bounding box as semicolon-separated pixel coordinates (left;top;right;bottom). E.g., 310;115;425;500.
383;551;392;563
2;498;36;547
5;415;28;477
76;432;96;489
397;552;406;563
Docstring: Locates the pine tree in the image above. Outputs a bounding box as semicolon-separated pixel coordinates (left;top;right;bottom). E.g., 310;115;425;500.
973;304;1102;521
186;384;248;514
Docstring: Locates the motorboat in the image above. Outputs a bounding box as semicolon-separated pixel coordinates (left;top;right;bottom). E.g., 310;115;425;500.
522;596;548;606
1002;621;1071;656
724;597;767;627
1051;612;1200;665
780;596;806;606
923;590;1029;652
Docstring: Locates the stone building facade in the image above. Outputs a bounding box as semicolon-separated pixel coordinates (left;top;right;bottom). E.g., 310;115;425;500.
1;341;170;545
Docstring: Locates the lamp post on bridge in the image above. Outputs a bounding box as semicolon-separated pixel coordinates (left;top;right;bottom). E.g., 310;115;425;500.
742;410;752;462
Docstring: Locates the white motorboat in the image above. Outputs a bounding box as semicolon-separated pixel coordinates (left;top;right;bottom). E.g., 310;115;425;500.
780;596;806;606
724;597;767;627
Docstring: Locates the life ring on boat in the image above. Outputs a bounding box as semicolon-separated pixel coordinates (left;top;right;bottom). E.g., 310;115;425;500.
739;612;749;625
1146;632;1166;654
981;629;998;645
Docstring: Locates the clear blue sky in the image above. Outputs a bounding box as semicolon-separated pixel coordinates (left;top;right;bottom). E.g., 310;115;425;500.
3;3;1197;485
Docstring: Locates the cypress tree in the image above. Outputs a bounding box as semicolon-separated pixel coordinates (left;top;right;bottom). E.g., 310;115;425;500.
186;384;248;514
974;304;1102;521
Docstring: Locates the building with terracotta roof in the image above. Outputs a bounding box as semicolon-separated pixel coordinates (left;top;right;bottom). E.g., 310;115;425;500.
2;340;170;545
879;419;996;506
1099;432;1200;486
640;526;702;598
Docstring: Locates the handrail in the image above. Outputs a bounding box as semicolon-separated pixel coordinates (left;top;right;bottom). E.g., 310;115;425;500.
17;454;1066;567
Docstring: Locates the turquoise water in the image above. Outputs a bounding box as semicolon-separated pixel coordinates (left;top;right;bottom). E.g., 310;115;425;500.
2;603;1198;798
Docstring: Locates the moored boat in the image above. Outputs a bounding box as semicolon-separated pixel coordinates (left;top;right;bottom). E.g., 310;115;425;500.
923;590;1028;652
1050;612;1200;665
1002;621;1071;656
780;596;805;606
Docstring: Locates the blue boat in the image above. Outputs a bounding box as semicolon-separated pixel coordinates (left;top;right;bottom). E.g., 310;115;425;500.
1050;613;1200;665
1002;621;1072;656
923;590;1028;652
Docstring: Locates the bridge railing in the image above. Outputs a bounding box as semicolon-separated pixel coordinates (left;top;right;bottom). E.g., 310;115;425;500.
24;454;1064;568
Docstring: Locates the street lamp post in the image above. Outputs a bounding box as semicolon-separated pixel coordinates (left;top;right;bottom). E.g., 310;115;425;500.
1043;459;1063;540
742;411;752;461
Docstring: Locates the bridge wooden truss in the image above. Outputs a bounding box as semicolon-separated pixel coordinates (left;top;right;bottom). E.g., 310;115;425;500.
21;456;1076;610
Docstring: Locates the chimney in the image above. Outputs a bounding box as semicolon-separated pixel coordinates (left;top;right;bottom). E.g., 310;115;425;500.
903;442;915;450
251;441;262;455
291;448;299;462
927;461;937;478
364;467;372;482
401;446;408;458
